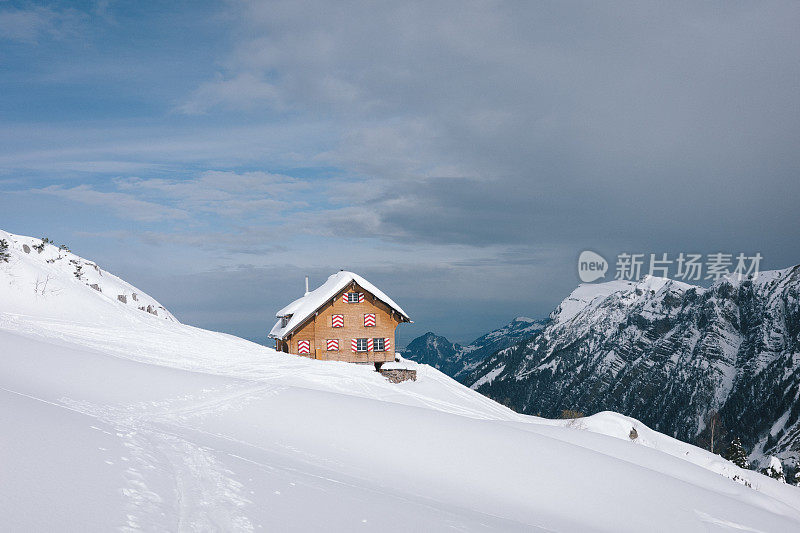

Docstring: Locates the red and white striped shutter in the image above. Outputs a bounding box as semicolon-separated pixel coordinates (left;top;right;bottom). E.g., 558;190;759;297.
384;338;391;352
351;339;358;352
297;340;310;354
358;292;364;302
326;339;339;351
367;338;374;352
341;292;348;303
332;314;344;327
364;313;376;327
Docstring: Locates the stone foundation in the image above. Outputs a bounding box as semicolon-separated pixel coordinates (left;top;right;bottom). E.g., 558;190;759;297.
378;369;417;383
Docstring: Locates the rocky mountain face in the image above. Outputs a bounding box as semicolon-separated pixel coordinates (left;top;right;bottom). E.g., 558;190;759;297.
401;332;463;375
402;317;547;380
464;268;800;467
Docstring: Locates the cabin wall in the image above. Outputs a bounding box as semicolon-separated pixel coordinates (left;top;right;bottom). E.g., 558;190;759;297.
286;282;401;363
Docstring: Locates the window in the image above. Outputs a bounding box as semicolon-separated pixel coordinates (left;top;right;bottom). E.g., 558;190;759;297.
355;338;369;352
297;340;310;354
364;313;376;327
343;292;364;303
326;339;339;351
373;337;385;352
332;314;344;327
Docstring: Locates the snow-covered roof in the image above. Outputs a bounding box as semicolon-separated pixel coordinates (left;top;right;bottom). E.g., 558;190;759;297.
269;271;410;340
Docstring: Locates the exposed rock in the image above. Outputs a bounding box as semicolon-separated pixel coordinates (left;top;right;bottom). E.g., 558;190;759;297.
378;369;417;383
22;244;30;254
89;284;101;292
117;294;127;303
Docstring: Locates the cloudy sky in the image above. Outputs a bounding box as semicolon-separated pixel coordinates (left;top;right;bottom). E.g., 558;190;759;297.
2;1;799;345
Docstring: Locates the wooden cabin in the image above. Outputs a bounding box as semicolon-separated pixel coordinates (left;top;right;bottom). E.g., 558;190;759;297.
269;271;411;368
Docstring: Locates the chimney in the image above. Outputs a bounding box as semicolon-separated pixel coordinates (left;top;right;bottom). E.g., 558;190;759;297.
304;275;309;296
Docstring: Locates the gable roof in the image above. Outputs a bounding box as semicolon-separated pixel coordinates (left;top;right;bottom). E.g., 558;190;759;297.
268;271;410;340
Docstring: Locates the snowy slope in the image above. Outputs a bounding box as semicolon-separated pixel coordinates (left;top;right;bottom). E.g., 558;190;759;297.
2;231;800;531
0;230;176;322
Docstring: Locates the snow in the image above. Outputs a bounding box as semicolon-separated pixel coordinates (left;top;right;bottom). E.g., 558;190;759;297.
0;230;176;323
269;270;410;339
771;411;792;437
471;364;505;388
3;230;800;531
552;275;695;325
769;456;785;473
552;278;638;323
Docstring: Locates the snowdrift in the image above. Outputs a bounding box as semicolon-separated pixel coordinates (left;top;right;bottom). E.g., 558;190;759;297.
2;230;800;532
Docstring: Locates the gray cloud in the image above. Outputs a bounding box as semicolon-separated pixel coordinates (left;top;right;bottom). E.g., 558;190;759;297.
176;73;285;115
5;2;799;345
114;171;310;217
29;185;190;222
185;1;800;268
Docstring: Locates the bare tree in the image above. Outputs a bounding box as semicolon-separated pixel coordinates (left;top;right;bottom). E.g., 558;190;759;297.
34;274;53;296
697;410;728;454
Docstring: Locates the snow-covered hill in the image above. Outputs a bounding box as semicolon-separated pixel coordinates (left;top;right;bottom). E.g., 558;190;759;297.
2;230;800;531
466;269;800;473
0;230;176;322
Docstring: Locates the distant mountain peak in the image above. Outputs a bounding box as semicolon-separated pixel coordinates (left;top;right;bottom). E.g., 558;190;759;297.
466;266;800;468
403;316;547;379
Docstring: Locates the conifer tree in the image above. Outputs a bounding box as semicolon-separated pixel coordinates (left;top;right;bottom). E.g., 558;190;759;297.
723;437;750;469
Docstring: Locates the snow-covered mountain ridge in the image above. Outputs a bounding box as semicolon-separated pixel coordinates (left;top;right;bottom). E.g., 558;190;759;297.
466;268;800;472
402;316;547;379
2;230;800;531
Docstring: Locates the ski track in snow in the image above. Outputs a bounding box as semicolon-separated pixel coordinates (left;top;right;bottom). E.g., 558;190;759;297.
28;384;270;532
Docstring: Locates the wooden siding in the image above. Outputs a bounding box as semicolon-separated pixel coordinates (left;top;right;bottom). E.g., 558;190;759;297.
283;281;402;363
